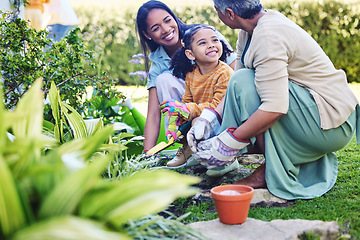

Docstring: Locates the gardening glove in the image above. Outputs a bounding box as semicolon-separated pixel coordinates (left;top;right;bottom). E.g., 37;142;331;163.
160;99;190;121
166;115;178;141
194;127;250;169
187;107;221;152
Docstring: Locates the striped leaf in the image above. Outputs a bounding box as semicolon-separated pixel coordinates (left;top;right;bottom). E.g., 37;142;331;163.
0;155;26;236
79;170;200;225
11;216;130;240
38;156;109;218
60;102;87;139
49;81;62;142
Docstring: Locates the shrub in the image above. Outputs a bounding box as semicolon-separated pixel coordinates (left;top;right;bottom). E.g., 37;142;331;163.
0;12;118;116
74;0;360;83
269;1;360;83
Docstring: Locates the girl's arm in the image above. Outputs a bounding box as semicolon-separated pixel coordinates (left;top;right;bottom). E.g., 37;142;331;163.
181;76;193;104
143;88;161;151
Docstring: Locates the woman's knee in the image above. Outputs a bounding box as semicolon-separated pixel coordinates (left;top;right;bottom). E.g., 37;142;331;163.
155;72;175;88
227;68;258;99
228;69;255;90
155;72;185;102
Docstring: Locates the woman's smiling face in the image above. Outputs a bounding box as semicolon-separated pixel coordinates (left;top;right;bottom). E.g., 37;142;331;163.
144;9;180;53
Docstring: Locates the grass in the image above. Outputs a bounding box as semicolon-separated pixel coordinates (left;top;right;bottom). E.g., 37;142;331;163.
247;137;360;238
163;83;360;239
76;0;360;232
124;82;360;239
129;84;360;238
166;137;360;239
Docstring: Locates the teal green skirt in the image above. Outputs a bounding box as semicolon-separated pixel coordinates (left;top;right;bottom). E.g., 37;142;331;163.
220;69;359;200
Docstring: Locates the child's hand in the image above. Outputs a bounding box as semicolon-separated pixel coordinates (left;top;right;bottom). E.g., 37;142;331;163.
175;116;187;126
166;115;178;141
160;99;190;120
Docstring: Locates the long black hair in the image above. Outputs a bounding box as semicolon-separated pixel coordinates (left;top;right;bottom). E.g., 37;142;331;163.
136;0;191;71
170;25;233;80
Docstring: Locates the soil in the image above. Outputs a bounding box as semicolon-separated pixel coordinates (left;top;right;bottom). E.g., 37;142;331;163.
158;159;257;219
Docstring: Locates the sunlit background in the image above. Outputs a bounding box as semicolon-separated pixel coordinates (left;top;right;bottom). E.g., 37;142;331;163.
67;0;360;116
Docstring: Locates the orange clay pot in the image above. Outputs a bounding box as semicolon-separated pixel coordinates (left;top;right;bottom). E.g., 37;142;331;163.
211;185;254;224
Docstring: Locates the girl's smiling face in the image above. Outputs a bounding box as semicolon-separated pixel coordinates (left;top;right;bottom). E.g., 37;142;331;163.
185;28;223;66
143;9;181;55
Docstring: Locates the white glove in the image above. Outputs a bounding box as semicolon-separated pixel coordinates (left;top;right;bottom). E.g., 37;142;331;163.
187;107;221;152
195;127;250;169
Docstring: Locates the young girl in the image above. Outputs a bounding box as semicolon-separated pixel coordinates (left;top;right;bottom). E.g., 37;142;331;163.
135;1;236;153
161;25;235;171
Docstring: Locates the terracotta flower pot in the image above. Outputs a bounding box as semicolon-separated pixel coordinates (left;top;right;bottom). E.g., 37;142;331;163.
211;185;254;224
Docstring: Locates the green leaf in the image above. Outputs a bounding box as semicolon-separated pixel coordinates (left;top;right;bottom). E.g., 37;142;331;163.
0;155;26;237
12;216;130;240
84;118;104;136
99;143;128;152
49;82;60;127
57;126;115;160
118;132;135;139
11;78;43;139
49;81;62;142
60;102;87;139
38;156;109;219
79;170;200;225
2;79;55;178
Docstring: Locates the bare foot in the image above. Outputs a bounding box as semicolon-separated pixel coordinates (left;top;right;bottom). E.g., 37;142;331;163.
233;164;267;189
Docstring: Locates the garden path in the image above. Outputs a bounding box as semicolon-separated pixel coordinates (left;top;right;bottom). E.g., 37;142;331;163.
188;218;340;239
182;155;343;239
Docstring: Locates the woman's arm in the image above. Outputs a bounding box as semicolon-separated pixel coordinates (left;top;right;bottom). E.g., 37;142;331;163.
212;98;283;140
233;109;284;140
229;60;236;70
143;87;162;151
214;97;225;117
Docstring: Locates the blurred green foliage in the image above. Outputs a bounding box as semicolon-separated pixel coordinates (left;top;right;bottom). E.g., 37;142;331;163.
0;12;118;117
75;0;360;84
0;78;202;240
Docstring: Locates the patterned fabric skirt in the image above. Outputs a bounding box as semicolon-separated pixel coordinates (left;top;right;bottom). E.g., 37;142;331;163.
220;69;358;200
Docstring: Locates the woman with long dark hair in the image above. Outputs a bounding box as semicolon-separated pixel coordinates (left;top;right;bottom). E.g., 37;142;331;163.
136;1;235;164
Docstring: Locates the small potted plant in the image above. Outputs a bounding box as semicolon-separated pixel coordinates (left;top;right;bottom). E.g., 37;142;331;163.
211;185;254;224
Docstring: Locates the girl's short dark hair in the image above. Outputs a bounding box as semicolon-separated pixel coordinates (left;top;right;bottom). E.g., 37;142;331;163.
170;25;233;79
136;0;190;71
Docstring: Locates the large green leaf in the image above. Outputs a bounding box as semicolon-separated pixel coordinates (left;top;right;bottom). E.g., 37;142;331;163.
1;79;56;177
10;78;43;139
79;170;200;225
60;102;88;139
11;216;130;240
0;76;26;237
29;150;68;203
0;155;26;237
84;118;104;136
49;81;63;142
38;156;109;219
56;126;115;160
